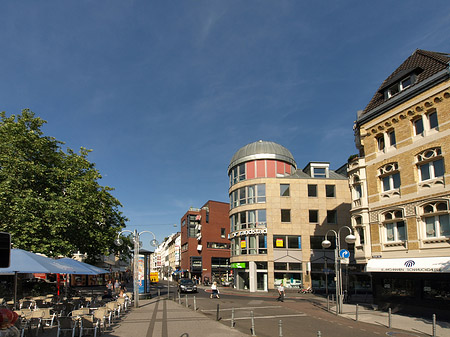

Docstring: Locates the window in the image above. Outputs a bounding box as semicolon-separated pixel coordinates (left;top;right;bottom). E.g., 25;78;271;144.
310;236;336;249
230;209;267;231
428;111;439;130
230;163;246;186
308;184;317;197
414;118;424;135
273;236;285;248
416;148;444;182
281;209;291;223
229;184;266;209
388;130;396;147
326;210;337;224
313;167;326;178
379;163;401;194
376;134;385;152
422;202;450;239
274;262;288;270
383;210;406;243
287;236;301;249
207;242;230;249
326;185;335;198
385;75;414;99
280;184;290;197
221;228;226;238
309;210;318;223
356;227;365;245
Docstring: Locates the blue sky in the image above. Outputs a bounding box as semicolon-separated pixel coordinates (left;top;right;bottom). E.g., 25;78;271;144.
1;1;450;249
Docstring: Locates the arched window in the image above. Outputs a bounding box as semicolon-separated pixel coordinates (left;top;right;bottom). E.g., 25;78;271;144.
378;163;401;196
416;148;444;182
382;209;406;243
421;201;450;238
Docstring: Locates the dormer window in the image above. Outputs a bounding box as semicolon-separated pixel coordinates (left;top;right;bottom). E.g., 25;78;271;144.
383;74;416;100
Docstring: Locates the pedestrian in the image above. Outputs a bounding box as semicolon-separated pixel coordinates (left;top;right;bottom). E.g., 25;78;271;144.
114;279;120;294
210;281;220;299
277;282;285;302
106;280;113;292
120;280;127;292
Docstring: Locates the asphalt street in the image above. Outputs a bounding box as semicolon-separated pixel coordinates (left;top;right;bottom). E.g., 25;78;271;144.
165;284;432;337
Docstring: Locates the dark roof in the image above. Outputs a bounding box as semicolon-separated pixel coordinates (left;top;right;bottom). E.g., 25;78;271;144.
362;50;450;115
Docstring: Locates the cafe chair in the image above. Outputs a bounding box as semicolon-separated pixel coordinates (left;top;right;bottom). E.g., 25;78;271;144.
56;317;77;337
80;315;98;337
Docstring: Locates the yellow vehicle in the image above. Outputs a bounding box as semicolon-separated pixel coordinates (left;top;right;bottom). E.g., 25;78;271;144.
150;272;159;283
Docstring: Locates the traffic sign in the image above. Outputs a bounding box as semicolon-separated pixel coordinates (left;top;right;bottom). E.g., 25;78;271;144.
339;249;350;259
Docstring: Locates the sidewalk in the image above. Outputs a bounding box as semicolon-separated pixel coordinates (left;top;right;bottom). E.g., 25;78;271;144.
102;297;249;337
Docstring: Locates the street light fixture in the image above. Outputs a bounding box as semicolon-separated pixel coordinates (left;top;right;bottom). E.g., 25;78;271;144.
321;226;356;314
115;229;159;308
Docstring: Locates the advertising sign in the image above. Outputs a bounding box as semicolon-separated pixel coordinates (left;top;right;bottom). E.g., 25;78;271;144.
138;256;145;294
230;262;247;268
276;238;284;247
240;240;246;248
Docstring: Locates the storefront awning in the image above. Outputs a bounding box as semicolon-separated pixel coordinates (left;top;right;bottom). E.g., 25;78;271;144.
366;257;450;273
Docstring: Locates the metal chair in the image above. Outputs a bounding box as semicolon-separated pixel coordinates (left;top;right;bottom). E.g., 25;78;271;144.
80;315;98;337
56;317;77;337
29;309;45;337
40;308;57;328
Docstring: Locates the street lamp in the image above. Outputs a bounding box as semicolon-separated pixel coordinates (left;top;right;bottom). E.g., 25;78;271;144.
115;229;159;308
321;226;356;314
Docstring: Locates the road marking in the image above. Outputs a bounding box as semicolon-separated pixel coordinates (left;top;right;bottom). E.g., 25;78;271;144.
201;306;282;312
222;313;307;321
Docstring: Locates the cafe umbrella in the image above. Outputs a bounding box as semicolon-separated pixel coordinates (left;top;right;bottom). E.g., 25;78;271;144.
0;249;97;307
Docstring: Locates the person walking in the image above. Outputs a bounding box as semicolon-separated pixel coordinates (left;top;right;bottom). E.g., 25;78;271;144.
114;279;120;294
277;282;285;302
210;281;220;299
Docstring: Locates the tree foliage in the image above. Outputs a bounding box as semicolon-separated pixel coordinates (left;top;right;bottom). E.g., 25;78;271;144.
0;109;129;262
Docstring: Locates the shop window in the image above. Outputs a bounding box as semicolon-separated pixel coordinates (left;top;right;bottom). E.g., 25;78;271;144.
274;262;288;270
309;210;318;223
308;184;317;197
281;209;291;223
287;236;301;249
289;263;302;271
273;236;286;248
258;235;267;254
326;185;335;198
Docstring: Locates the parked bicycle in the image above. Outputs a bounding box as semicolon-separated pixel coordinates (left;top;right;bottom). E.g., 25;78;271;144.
298;286;314;294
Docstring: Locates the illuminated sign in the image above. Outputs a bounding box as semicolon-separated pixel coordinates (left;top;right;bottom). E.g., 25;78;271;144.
231;262;247;268
228;228;267;238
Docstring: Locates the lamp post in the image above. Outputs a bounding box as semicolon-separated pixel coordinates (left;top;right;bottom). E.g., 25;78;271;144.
115;229;159;308
321;226;356;314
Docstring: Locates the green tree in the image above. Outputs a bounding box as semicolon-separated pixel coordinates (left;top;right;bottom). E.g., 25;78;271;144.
0;109;129;262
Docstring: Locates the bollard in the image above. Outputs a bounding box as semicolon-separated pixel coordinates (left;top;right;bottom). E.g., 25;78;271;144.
158;289;160;298
194;296;197;311
186;295;188;308
216;304;220;321
231;307;235;328
317;331;322;337
251;311;256;336
432;314;436;337
178;294;181;305
327;295;330;312
278;320;283;337
356;304;359;321
388;308;392;328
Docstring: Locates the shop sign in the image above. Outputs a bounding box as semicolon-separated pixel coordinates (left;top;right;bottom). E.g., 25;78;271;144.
231;262;246;269
228;228;267;238
276;238;284;247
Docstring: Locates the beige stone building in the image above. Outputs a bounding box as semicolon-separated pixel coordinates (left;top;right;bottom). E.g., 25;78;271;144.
350;50;450;315
228;140;353;292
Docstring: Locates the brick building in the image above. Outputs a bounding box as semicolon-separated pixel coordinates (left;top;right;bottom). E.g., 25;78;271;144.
350;49;450;316
180;200;230;284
